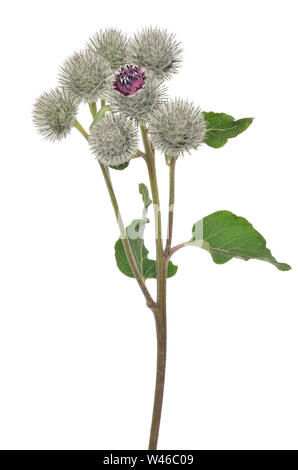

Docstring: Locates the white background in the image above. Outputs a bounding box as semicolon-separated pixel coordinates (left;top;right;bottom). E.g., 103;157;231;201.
0;0;297;450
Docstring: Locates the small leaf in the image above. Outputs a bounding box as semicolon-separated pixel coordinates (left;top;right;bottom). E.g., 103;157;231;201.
203;112;253;148
115;219;178;280
90;105;111;128
139;183;152;208
167;262;178;278
190;210;291;271
110;161;130;170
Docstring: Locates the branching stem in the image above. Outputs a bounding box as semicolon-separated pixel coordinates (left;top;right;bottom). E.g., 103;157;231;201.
99;163;155;310
76;116;171;449
73;119;156;311
73;120;89;140
131;149;146;159
170;242;188;257
89;102;97;119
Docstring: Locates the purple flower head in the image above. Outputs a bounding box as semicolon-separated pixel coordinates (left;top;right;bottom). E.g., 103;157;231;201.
114;65;146;95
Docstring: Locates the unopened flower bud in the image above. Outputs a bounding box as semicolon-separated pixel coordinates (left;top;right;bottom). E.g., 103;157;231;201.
58;50;111;104
128;27;182;80
33;88;78;141
89;114;138;166
148;99;206;157
87;28;129;71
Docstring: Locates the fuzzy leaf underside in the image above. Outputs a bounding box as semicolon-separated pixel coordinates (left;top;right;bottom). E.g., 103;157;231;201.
190;210;290;271
115;219;178;280
203;112;253;148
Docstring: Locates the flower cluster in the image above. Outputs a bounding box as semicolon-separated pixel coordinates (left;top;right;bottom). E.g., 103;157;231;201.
33;27;207;162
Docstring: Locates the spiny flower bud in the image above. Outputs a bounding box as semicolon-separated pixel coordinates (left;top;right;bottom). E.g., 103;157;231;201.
148;99;206;157
87;28;129;71
89;114;138;166
107;67;166;124
33;88;78;142
128;27;182;80
58;50;111;104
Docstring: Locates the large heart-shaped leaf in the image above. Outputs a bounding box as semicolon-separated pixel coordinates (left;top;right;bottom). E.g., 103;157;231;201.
190;210;290;271
203;112;253;148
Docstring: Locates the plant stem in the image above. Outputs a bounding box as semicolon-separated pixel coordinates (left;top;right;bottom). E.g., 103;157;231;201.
131;149;146;159
98;163;155;309
170;242;188;257
140;126;163;284
149;264;167;450
73;119;155;310
140;125;167;450
140;125;153;157
89;102;97;119
77;117;169;448
165;157;177;258
149;158;178;448
73;120;89;140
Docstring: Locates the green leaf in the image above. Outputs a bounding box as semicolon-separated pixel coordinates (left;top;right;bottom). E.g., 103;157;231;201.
203;112;253;148
90;105;111;128
115;219;178;280
190;210;291;271
139;183;152;208
110;161;130;171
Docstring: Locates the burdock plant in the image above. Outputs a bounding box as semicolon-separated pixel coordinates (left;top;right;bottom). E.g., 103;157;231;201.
33;27;291;450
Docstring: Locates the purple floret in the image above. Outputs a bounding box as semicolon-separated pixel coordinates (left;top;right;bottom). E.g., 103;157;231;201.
114;65;146;95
